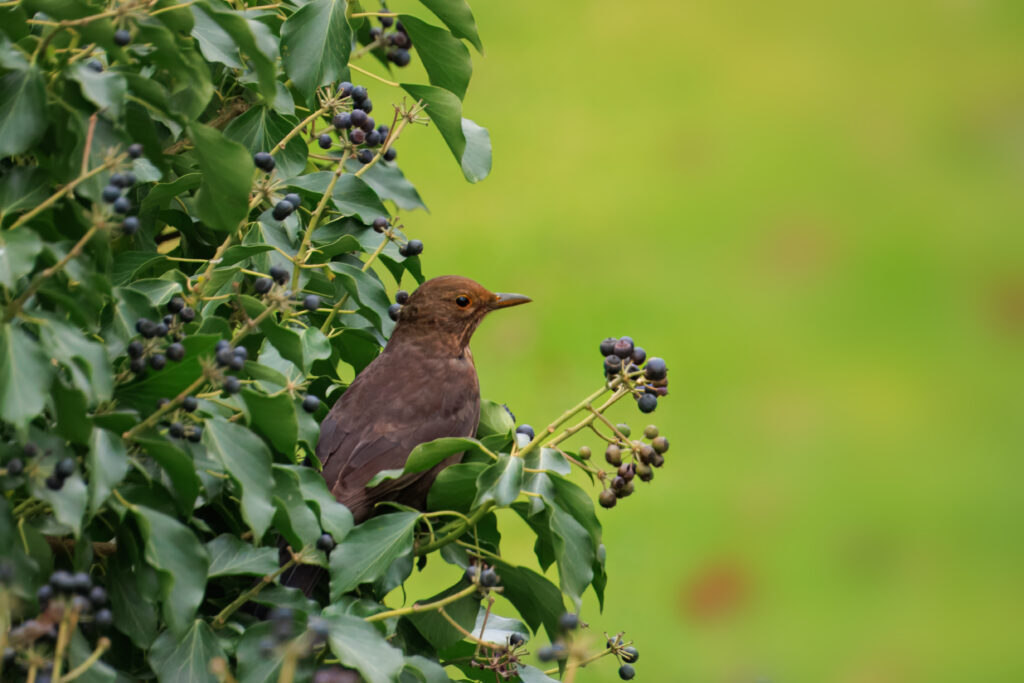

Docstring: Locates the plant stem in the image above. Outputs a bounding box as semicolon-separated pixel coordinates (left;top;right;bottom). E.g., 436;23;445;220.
59;637;111;682
212;554;302;628
347;63;399;87
122;374;207;441
415;501;495;556
9;157;122;230
435;607;502;651
291;152;350;284
364;583;478;623
545;387;630;449
517;380;619;459
274;107;328;156
542;648;613;676
4;225;99;322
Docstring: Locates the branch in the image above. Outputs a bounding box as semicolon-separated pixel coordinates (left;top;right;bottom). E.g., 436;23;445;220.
364;583;479;623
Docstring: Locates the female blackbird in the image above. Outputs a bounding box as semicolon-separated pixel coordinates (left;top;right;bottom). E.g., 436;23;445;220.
317;276;530;521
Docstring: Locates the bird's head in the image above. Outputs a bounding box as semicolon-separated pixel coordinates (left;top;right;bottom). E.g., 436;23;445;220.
392;275;531;351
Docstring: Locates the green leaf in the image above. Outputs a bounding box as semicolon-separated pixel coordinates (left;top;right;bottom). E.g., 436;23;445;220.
525;447;570;476
288;172;388;224
401;655;450;683
280;0;352;98
398;15;471;100
401;84;490;182
344;159;427;212
223;106;306;178
205;534;279;577
114;334;220;415
301;326;332;368
327;261;392;333
149;619;224;683
189;123;252;232
0;64;45;156
329;511;419;599
548;503;594;610
86;428;129;516
194;2;277;106
427;462;485;512
271;464;325;564
106;534;159;648
68;629;117;683
67;62;126;119
203;417;275;538
0;165;49;218
476;399;513;439
472;453;523;508
367;436;484;487
242;388;298;455
417;0;483;52
517;665;561;683
30;469;87;536
238;295;305;368
287;465;354;541
39;317;113;405
472;606;530;646
134;435;201;514
405;581;479;650
0;227;42;289
323;612;406;683
132;506;210;636
0;323;54;433
490;561;564;640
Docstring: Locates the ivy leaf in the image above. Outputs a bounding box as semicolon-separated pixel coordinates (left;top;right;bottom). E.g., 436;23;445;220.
149;619;224;683
0;227;42;289
67;62;126;119
86;428;129;516
344;159;427;212
327;261;393;333
132;505;210;636
0;165;49;218
490;561;564;640
427;462;485;513
417;0;483;52
517;665;561;683
398;15;471;100
223;106;306;179
401;84;490;182
242;388;298;455
401;655;450;683
114;334;220;415
39;317;113;405
287;465;354;541
0;323;54;433
280;0;352;98
133;435;201;514
404;581;479;650
206;534;279;577
367;436;484;487
323;612;406;683
0;64;45;156
203;417;275;538
547;503;594;610
472;606;530;646
472;453;523;508
193;2;277;107
288;173;388;224
238;295;305;368
272;464;326;565
329;511;419;599
189;123;252;233
476;399;514;439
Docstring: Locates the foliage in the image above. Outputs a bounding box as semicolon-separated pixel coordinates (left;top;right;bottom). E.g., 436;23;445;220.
0;1;670;681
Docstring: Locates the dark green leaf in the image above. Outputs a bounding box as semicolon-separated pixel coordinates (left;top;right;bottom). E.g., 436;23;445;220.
417;0;483;52
224;106;306;178
400;655;450;683
0;323;54;433
327;261;393;333
427;462;485;513
194;2;277;106
405;580;479;650
39;317;113;405
517;665;561;683
0;65;45;156
67;62;126;118
205;533;279;577
86;428;129;516
272;464;326;565
368;436;484;487
472;453;523;508
490;561;564;639
189;123;252;232
398;15;471;100
476;399;513;439
401;84;490;182
344;159;427;212
288;172;388;224
472;607;530;646
242;388;298;455
323;611;406;683
149;618;224;683
203;417;275;538
238;295;305;368
329;511;419;599
287;465;353;540
548;503;593;610
107;536;159;648
134;435;201;514
0;227;42;289
114;334;219;415
132;505;210;636
280;0;352;97
68;629;117;683
0;165;49;218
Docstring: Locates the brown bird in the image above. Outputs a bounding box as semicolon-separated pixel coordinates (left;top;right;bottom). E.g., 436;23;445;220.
316;275;531;521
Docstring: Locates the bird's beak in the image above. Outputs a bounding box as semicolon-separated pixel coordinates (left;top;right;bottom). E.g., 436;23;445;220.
491;292;532;309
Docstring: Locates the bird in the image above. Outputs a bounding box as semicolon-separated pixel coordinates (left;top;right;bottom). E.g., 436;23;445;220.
285;276;530;595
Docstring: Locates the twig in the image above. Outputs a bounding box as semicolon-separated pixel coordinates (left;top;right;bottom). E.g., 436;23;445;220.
364;583;478;623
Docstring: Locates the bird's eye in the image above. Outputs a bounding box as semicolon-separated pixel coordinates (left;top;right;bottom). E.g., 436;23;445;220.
455;295;471;308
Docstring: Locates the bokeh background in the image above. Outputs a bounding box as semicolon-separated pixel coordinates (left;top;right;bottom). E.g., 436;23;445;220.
369;1;1024;681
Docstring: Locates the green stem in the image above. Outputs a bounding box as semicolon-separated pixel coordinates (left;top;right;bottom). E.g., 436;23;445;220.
4;225;99;322
122;374;207;441
517;380;619;459
364;583;478;623
291;152;350;284
273;107;327;156
212;554;302;628
415;501;495;556
9;157;122;230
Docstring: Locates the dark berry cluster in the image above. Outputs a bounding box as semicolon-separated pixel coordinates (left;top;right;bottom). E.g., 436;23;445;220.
253;266;329;320
129;297;194;376
1;442;38;478
607;634;640;680
213;339;248;395
464;562;499;589
388;288;409;321
367;14;414;67
314;82;398;165
595;423;668;509
272;192;302;221
101;144;145;234
599;336;669;414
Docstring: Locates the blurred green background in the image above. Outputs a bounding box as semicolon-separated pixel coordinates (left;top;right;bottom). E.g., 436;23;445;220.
368;1;1024;680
